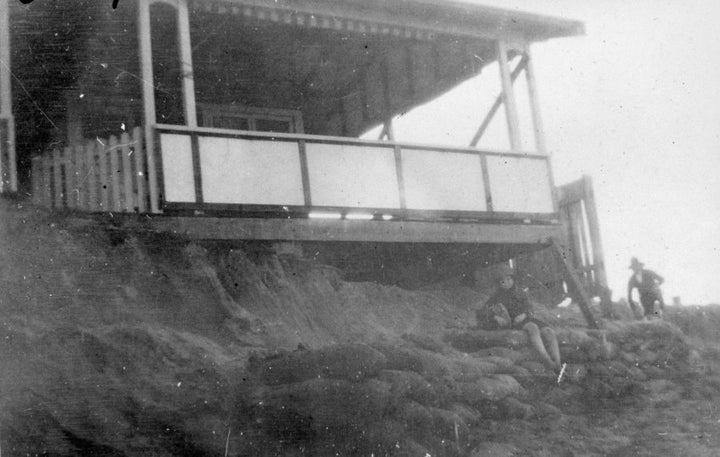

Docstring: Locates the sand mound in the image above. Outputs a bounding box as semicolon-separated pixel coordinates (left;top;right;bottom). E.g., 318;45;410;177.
1;199;719;456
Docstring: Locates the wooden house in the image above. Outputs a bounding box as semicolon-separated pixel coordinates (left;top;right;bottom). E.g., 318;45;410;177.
0;0;606;302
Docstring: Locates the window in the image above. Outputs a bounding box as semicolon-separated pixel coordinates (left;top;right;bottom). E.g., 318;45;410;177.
199;104;304;133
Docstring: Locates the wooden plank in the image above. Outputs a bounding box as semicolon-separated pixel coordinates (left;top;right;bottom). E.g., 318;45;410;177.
133;127;147;213
163;201;558;223
582;175;608;288
523;47;547;155
123;216;564;244
0;118;7;192
479;153;493;212
394;144;406;209
152;129;166;211
120;131;134;212
177;0;197;128
469;56;526;147
138;1;160;213
298;140;312;206
8;117;15;192
377;123;389;140
42;154;52;207
0;2;12;187
85;141;99;211
52;149;63;209
550;239;599;329
546;147;561;214
569;201;588;267
152;123;554;159
74;145;86;210
108;135;122;212
31;156;41;205
190;133;203;204
64;147;80;209
0;0;10;116
97;140;110;211
497;41;522;152
65;146;77;210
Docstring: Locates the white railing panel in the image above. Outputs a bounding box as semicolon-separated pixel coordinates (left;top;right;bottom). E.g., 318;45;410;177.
160;133;196;203
486;155;553;213
306;143;400;208
402;149;487;211
199;137;304;205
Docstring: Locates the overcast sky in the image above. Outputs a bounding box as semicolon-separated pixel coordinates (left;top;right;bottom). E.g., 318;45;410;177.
388;0;720;304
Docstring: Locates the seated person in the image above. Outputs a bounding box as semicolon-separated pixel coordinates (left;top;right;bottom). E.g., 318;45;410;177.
481;264;561;370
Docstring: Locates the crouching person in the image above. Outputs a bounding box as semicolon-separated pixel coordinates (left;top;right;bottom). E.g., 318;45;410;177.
484;264;561;370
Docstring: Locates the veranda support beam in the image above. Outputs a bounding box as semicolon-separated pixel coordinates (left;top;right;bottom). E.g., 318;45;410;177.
138;1;160;213
469;55;527;147
523;45;547;155
497;41;522;152
177;0;197;128
0;0;9;118
581;175;608;288
0;0;16;193
112;215;564;245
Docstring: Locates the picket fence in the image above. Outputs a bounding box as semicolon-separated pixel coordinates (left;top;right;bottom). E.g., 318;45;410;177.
31;127;150;214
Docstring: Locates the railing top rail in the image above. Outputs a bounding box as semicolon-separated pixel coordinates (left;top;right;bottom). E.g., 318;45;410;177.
152;123;549;160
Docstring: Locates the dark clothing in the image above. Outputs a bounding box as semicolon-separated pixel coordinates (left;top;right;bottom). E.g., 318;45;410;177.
627;269;664;316
485;285;547;329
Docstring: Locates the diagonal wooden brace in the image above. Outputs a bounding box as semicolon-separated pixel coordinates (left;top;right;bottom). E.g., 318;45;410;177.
550;238;599;329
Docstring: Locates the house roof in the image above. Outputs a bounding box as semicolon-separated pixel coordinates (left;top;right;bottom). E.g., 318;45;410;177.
401;0;585;41
198;0;585;43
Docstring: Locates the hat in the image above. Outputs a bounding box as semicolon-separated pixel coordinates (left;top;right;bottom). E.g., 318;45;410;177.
629;257;644;270
494;263;515;281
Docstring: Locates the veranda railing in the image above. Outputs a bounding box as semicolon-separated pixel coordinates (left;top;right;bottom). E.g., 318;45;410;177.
31;127;148;214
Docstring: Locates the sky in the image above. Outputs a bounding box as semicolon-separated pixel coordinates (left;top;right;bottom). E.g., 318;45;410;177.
385;0;720;304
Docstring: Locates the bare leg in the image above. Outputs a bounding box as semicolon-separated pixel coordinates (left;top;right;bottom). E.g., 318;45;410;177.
523;322;556;369
540;327;561;368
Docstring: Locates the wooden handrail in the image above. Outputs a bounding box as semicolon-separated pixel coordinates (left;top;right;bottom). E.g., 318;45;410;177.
152;123;550;160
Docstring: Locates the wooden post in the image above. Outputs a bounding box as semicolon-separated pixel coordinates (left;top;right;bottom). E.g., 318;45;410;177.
31;156;41;205
0;0;10;119
138;0;160;213
86;141;98;211
394;144;406;209
377;124;388;140
8;117;15;192
65;146;77;210
120;131;134;212
496;41;522;152
108;135;122;212
98;141;110;211
177;0;197;128
550;239;599;329
582;175;608;288
52;149;64;209
133;126;147;213
570;201;589;272
74;145;86;210
0;0;15;193
42;154;52;207
523;46;547;155
469;56;526;147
